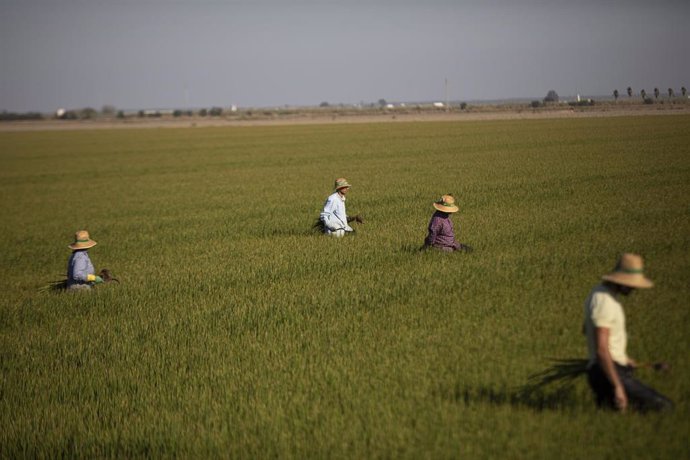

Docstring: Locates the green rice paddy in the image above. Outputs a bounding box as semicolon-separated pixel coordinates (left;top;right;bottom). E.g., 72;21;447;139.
1;115;689;458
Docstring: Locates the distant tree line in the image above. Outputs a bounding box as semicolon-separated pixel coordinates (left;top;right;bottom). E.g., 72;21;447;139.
171;107;224;117
3;88;687;123
543;90;559;103
614;86;687;103
173;109;194;117
529;85;688;109
55;107;100;120
0;111;44;121
40;105;231;120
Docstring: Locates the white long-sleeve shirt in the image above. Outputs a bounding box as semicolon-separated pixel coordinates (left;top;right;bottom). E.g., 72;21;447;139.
320;191;353;234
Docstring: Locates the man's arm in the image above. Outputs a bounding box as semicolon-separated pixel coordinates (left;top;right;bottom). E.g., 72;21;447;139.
320;197;335;220
595;327;628;411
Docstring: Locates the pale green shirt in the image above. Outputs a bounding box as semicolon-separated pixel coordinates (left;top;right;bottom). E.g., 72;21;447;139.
584;284;629;367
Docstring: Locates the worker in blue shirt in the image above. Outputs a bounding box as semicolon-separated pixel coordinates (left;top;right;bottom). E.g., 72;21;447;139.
66;230;103;289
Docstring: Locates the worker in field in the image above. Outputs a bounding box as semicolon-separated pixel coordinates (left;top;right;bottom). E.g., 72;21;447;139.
319;178;363;237
423;194;473;252
66;230;104;289
583;253;673;412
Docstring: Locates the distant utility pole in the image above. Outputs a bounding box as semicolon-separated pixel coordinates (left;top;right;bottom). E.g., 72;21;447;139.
445;78;449;112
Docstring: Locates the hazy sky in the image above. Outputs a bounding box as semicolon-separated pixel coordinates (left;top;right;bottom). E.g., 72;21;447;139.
1;0;689;112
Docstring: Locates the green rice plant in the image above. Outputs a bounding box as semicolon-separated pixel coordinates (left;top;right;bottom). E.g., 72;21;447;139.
1;115;689;458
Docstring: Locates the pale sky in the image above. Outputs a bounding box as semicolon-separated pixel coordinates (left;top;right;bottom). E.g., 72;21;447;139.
1;0;689;112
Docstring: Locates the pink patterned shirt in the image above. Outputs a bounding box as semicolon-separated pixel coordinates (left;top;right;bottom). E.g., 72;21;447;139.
424;211;461;251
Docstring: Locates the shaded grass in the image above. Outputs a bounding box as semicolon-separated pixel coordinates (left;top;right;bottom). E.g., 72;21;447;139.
1;116;689;458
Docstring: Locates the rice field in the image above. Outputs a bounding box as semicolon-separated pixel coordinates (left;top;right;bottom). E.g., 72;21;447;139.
1;115;689;458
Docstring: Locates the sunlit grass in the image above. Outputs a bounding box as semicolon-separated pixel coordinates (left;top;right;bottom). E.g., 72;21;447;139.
1;116;689;458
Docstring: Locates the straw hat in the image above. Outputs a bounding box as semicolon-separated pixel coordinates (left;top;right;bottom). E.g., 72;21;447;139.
602;253;653;289
433;194;459;213
68;230;97;250
334;178;352;191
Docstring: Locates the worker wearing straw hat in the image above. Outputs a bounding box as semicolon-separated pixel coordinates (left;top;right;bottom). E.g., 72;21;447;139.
423;194;472;252
583;253;673;412
319;178;363;237
66;230;104;289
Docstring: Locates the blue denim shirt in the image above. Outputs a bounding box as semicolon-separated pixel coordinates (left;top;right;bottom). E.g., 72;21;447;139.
67;250;95;286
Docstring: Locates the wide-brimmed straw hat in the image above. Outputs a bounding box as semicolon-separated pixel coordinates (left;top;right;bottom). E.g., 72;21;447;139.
602;253;653;289
433;194;459;213
68;230;97;250
334;178;352;191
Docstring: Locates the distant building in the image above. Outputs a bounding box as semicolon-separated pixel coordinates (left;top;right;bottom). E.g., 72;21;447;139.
142;109;173;116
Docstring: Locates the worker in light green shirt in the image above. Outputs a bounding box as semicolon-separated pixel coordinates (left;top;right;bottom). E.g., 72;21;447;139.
583;253;673;412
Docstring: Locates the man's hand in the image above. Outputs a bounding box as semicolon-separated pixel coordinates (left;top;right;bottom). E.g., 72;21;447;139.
631;359;671;372
596;327;628;412
636;361;671;372
614;385;628;411
348;215;364;224
98;268;120;283
652;362;670;372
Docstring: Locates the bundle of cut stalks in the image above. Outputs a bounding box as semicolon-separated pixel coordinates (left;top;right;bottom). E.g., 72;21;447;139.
38;277;68;292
